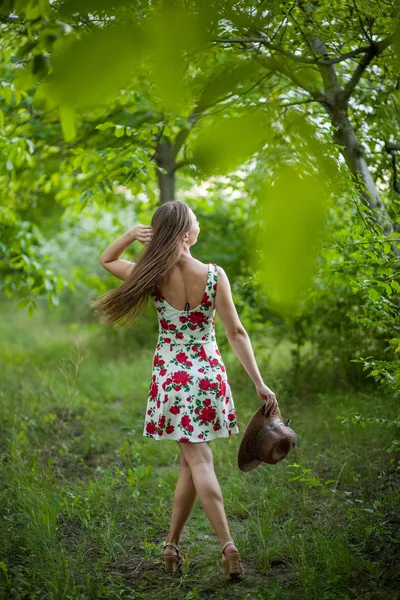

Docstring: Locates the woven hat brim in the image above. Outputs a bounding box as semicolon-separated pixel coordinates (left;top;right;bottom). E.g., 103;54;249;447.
238;457;263;472
238;404;295;471
237;405;271;471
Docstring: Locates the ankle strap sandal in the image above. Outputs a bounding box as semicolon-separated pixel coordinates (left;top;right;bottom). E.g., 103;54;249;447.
163;542;184;574
221;541;246;581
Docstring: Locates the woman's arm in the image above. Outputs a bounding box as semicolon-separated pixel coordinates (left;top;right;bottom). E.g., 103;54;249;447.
215;266;277;410
100;225;153;281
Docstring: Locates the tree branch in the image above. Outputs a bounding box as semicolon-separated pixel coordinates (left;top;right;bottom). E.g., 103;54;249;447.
343;32;397;98
250;48;324;100
385;142;400;152
213;38;378;66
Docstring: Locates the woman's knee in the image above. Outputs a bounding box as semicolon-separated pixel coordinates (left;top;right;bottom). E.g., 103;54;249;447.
178;441;214;470
179;449;192;472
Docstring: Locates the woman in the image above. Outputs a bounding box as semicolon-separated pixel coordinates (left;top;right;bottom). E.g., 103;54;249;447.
91;201;278;581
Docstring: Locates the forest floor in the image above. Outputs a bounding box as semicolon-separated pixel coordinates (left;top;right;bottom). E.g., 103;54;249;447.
0;299;398;600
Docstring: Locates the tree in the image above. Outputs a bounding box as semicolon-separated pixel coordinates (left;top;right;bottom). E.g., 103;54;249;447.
1;0;399;310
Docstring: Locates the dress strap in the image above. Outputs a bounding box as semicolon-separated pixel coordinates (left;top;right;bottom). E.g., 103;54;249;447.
209;263;218;301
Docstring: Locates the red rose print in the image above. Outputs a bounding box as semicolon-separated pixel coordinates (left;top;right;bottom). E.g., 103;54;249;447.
211;383;218;390
160;319;169;330
204;398;211;406
189;311;207;327
169;324;177;330
163;394;169;403
157;429;163;436
172;371;191;386
158;416;166;428
179;316;187;323
198;433;204;439
221;365;225;372
225;397;229;404
160;368;167;376
166;425;175;434
192;345;198;352
176;352;189;364
181;414;191;428
198;367;205;373
147;409;152;415
199;378;211;391
216;349;220;355
210;358;219;368
154;355;165;367
146;422;157;434
219;380;226;397
175;386;181;391
199;346;207;361
164;337;171;343
156;400;161;408
176;332;184;339
228;412;236;421
150;382;158;400
189;324;196;330
213;423;221;431
178;437;190;442
170;405;180;415
201;292;212;308
188;424;194;432
194;407;200;414
199;406;217;424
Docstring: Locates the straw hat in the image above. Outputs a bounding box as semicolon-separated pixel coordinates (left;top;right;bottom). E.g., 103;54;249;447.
238;399;297;472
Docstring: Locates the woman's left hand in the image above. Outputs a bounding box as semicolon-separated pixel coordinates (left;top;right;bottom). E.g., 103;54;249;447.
130;225;153;245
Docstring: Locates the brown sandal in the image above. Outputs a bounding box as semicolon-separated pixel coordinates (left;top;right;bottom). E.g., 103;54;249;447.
163;542;184;574
221;541;246;581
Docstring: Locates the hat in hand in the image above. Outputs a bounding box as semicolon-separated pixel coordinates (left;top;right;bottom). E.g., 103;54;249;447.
237;399;297;472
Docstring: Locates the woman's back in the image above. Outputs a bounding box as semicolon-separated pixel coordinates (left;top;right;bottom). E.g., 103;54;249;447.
157;259;210;311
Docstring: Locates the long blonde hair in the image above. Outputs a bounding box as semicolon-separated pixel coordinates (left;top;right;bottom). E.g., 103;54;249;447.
90;201;192;327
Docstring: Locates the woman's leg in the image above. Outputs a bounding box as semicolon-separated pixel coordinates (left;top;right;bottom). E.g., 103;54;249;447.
164;443;198;555
177;441;237;554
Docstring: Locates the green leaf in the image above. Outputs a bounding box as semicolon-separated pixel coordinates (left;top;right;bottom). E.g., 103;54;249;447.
368;288;380;303
191;110;273;175
17;298;31;308
45;23;144;109
95;122;116;131
114;125;125;138
59;105;76;142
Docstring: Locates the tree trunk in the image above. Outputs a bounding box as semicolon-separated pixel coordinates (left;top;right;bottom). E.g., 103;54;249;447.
154;140;176;204
325;91;394;236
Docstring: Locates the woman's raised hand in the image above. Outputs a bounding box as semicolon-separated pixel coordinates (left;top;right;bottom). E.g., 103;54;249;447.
255;382;279;415
130;225;153;246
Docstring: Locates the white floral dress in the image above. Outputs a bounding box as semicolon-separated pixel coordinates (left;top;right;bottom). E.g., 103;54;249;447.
143;263;240;443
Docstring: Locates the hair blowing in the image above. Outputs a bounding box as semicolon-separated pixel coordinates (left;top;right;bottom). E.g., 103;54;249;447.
90;201;192;328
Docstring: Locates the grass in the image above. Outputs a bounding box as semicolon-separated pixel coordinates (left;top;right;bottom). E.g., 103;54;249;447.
0;298;398;600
